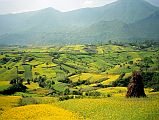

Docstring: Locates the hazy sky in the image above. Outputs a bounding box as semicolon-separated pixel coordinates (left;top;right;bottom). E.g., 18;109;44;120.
0;0;159;14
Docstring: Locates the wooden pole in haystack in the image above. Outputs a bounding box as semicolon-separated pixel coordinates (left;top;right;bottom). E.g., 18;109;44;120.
126;71;146;98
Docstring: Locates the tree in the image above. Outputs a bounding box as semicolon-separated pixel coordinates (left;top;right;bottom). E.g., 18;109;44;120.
144;57;154;71
64;88;70;95
1;77;27;95
140;57;154;71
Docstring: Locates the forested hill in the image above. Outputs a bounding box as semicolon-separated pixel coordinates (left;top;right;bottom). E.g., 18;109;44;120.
0;0;159;45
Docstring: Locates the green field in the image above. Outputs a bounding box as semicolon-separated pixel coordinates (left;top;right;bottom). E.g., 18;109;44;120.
0;44;159;120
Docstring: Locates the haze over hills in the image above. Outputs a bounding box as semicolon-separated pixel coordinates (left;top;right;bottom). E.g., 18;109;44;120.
0;0;159;45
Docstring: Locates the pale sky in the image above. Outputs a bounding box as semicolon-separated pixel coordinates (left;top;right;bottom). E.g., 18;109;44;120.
0;0;159;14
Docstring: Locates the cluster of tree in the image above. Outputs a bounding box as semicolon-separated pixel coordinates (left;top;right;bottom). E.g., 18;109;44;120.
129;41;159;50
112;72;159;91
0;57;11;64
33;76;55;89
58;77;72;84
11;56;22;62
0;77;27;95
71;80;91;87
85;91;101;97
58;90;103;101
138;57;154;71
47;87;83;96
141;72;159;92
112;73;129;87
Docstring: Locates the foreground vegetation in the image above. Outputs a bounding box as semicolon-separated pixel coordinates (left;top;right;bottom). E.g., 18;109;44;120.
0;94;159;120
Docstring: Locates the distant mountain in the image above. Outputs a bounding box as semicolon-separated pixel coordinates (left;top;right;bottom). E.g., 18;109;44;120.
127;10;159;41
0;0;158;45
99;0;158;23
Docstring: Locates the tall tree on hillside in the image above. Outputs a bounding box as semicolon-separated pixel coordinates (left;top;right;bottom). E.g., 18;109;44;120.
139;57;154;71
143;57;154;71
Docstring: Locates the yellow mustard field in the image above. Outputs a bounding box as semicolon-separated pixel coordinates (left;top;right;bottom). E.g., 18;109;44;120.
0;104;84;120
69;73;107;83
101;74;120;85
0;96;21;114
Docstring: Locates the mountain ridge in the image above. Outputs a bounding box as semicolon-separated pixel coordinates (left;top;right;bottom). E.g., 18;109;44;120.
0;0;159;45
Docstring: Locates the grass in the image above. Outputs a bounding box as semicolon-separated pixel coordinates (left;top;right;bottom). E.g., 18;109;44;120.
0;67;18;81
97;87;127;96
0;94;159;120
56;95;159;120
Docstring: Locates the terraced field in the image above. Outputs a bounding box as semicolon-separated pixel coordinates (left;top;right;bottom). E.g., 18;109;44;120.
0;44;159;120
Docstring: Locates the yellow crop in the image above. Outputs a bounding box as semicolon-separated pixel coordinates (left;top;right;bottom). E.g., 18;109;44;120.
101;74;120;85
0;104;84;120
0;96;20;114
0;81;10;86
70;73;107;83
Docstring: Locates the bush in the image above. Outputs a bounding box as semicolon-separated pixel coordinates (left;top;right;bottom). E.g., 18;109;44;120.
72;90;82;95
45;80;55;89
112;77;130;87
38;76;47;88
112;73;129;87
72;80;90;86
0;77;27;95
142;72;159;91
64;88;70;95
107;94;112;97
58;77;72;84
18;96;39;106
59;95;74;101
85;91;101;97
0;83;27;95
112;72;159;91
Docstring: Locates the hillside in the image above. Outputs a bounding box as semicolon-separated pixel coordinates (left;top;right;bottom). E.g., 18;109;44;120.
0;43;159;119
0;44;158;93
0;0;159;45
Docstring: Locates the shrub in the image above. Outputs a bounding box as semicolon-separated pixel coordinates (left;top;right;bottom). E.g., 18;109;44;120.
38;76;47;88
58;77;72;84
18;96;39;106
85;91;101;97
142;72;159;91
0;83;27;95
112;73;129;87
45;80;55;89
72;90;82;95
0;77;27;95
59;95;74;101
64;88;70;95
107;94;112;97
